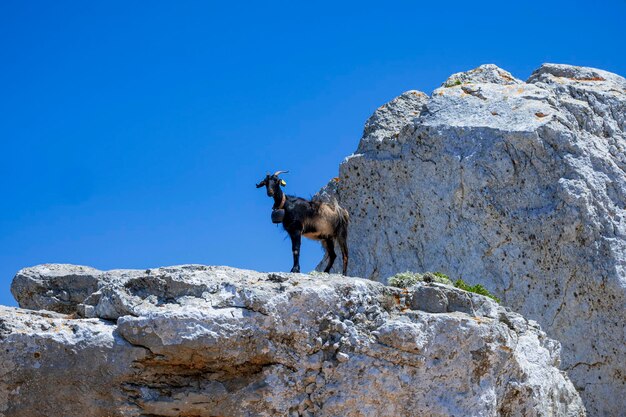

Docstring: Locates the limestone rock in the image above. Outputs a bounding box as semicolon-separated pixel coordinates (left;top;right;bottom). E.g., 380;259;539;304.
11;264;103;314
357;90;429;154
318;63;626;416
0;306;145;417
442;63;522;87
4;264;585;417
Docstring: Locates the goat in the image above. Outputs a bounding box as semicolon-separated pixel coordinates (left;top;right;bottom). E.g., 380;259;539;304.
256;171;349;275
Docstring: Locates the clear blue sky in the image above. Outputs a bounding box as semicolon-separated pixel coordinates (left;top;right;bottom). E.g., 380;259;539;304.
1;1;625;307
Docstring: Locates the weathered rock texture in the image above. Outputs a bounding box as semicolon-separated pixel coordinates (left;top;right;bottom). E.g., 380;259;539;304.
317;63;626;416
4;264;584;416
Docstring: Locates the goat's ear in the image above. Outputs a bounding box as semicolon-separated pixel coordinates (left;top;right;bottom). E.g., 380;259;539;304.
256;181;266;188
280;180;287;187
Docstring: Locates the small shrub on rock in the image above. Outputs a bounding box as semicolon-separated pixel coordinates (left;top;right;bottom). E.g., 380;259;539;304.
444;79;463;87
388;271;500;303
453;279;500;303
388;271;452;287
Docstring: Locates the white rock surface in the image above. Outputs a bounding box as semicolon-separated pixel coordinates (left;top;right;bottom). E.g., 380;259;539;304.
317;63;626;416
4;264;585;417
442;64;522;87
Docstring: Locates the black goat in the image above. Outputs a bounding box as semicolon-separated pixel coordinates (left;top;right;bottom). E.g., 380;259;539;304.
256;171;349;275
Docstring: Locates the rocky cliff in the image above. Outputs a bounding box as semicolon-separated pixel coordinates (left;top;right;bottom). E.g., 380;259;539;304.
3;264;584;416
317;63;626;416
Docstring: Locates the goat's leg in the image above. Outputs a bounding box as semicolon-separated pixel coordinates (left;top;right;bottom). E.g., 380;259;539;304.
289;230;302;273
338;236;348;276
323;238;336;273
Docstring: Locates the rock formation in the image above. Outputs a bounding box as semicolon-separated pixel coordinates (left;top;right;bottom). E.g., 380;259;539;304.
3;264;584;416
318;63;626;416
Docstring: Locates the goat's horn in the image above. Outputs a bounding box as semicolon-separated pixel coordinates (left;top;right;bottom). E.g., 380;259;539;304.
273;170;289;176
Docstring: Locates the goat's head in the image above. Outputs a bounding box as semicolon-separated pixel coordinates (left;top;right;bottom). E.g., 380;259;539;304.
256;171;288;197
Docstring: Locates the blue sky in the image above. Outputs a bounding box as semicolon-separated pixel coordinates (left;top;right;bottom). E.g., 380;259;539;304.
1;1;625;307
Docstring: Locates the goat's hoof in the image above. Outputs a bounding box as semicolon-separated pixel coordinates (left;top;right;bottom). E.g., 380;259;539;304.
290;267;300;273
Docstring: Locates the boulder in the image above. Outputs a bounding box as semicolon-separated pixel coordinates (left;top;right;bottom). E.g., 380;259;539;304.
317;63;626;416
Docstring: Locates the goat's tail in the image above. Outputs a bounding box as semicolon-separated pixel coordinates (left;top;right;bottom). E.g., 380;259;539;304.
329;199;349;244
331;200;349;275
329;198;350;232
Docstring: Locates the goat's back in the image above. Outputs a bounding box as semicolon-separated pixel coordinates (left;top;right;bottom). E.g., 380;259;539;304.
302;200;348;239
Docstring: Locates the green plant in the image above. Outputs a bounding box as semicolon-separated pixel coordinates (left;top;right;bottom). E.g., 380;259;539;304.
388;271;423;288
454;279;500;303
388;271;452;287
387;271;500;303
444;79;462;88
431;272;452;285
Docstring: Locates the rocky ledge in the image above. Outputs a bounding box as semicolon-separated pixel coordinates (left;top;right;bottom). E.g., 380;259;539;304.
2;264;584;417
